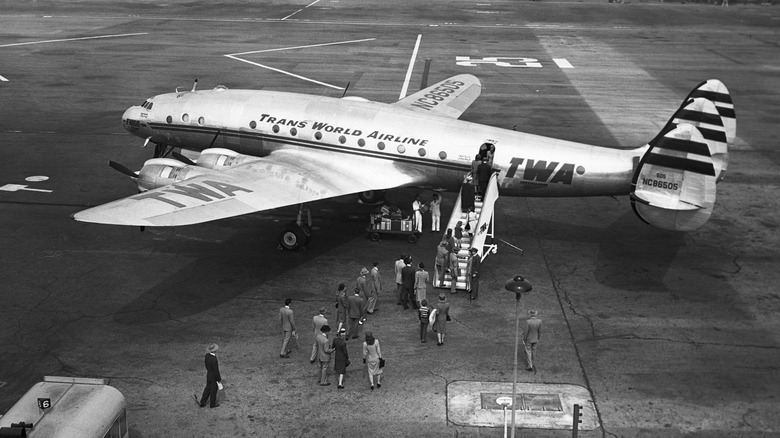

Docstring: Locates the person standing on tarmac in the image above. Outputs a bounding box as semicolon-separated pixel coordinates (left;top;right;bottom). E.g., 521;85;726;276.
357;267;370;301
335;283;348;333
466;247;481;300
198;343;222;408
401;256;416;309
435;241;449;288
412;193;424;233
395;254;406;306
310;307;328;363
367;262;381;315
346;288;366;339
279;298;296;359
414;262;430;309
429;193;442;232
524;310;542;371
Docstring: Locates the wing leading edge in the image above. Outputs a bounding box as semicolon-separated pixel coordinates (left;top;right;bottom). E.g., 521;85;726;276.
394;74;481;119
73;149;426;226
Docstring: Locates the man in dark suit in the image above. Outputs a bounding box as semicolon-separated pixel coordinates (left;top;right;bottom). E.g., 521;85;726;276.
346;288;366;339
401;256;416;309
467;247;481;300
199;343;222;408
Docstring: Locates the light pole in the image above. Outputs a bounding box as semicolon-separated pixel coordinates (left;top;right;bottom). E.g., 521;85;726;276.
505;275;533;438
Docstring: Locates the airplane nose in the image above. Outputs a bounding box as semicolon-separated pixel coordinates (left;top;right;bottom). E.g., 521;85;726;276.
122;106;143;134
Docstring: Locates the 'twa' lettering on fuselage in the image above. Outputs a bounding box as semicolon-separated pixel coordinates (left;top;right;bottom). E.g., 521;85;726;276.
506;158;576;185
135;180;253;208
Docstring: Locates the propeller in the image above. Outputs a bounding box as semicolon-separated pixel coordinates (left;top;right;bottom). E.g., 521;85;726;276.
171;151;196;166
108;160;138;179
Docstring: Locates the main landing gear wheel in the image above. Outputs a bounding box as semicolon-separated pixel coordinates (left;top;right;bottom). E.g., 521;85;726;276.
358;190;386;205
279;223;309;251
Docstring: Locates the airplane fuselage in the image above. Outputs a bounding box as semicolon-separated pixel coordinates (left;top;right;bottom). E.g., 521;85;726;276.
123;87;647;198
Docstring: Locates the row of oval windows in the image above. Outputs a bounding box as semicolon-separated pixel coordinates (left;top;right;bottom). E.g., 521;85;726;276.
165;113;449;160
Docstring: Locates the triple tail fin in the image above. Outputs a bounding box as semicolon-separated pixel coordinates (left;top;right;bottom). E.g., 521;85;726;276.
631;80;735;231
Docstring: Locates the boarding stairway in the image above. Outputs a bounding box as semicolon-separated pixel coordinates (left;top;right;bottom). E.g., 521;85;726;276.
439;172;499;291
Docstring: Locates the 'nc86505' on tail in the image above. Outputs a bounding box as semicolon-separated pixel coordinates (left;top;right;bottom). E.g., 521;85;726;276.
631;80;735;231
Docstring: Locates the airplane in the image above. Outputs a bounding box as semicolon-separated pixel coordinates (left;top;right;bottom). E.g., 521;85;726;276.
73;75;735;250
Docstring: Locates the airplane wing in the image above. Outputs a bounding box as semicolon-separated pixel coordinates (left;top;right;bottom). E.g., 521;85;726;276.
73;149;426;226
393;74;482;119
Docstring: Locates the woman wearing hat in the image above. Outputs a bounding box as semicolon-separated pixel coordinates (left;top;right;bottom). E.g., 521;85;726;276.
333;327;349;389
362;331;383;390
432;294;451;346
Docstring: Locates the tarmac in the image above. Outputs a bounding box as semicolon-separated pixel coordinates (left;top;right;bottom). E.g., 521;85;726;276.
1;1;779;437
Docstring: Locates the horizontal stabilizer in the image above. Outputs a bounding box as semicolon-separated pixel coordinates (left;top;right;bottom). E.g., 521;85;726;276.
631;125;717;231
394;74;482;119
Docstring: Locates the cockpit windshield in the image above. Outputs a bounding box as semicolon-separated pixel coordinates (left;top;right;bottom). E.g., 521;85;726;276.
141;100;154;110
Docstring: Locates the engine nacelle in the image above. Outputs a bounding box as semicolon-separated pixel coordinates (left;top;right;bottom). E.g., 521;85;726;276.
137;158;218;191
196;148;261;171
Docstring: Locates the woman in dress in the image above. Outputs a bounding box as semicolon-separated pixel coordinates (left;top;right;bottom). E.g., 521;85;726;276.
333;327;349;389
362;331;383;390
335;283;348;333
414;262;430;308
433;293;451;346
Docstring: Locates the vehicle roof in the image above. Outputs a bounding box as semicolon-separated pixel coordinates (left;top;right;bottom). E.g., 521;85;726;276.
0;376;125;437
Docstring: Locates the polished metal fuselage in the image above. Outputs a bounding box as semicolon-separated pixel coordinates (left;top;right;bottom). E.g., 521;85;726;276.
124;88;648;198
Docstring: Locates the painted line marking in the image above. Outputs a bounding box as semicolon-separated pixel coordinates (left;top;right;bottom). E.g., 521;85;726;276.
227;37;375;56
0;75;7;82
553;58;574;68
0;32;148;48
399;34;422;99
281;0;321;20
225;37;376;90
0;184;53;193
225;55;344;90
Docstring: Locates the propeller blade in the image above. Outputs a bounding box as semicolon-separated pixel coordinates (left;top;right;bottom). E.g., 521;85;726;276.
109;160;138;178
172;151;196;166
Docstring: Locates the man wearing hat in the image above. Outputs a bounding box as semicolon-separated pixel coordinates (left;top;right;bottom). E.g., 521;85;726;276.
346;288;366;339
356;267;370;301
199;343;222;408
315;325;335;386
310;307;329;363
524;310;542;371
466;247;481;300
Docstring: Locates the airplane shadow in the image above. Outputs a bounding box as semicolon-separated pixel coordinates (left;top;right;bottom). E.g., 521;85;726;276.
112;199;373;325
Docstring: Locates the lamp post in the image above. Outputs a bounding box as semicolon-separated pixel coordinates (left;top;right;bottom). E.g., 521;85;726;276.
504;275;533;438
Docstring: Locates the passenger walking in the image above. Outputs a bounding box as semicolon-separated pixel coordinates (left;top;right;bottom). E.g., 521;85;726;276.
279;298;297;359
435;241;448;288
367;262;381;314
333;327;349;389
401;256;416;309
310;307;328;363
453;221;464;251
433;293;451;346
346;288;366;339
418;300;430;343
477;159;492;196
443;229;455;254
362;331;383;390
357;267;370;301
198;343;222;408
524;310;542;371
466;247;481;300
395;254;406;305
448;250;459;294
315;325;334;386
335;283;348;333
461;176;476;212
414;262;430;308
429;193;442;232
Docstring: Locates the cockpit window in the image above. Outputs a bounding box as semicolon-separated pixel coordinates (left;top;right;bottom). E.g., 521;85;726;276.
141;100;153;110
